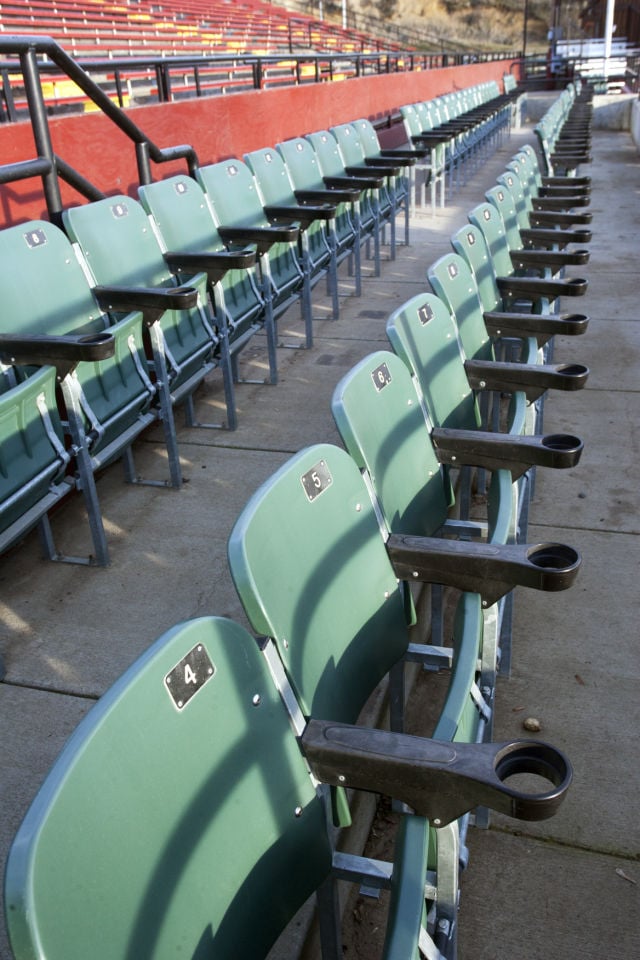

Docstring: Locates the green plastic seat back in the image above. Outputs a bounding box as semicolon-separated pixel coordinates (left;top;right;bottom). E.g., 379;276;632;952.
228;443;409;724
4;616;331;960
467;201;513;279
277;136;355;250
0;221;104;339
386;292;481;432
63;196;212;383
451;222;501;313
352;117;383;160
196;158;269;230
352;118;409;197
519;143;544;189
414;101;433;131
197;160;302;303
305;129;349;179
277;136;324;191
331;122;394;212
400;103;422;138
244;146;296;207
427;252;495;363
486;183;524;254
245;146;330;272
330;122;367;168
0;222;152;447
138;175;224;253
0;365;67;532
502;159;534;230
332;350;448;538
65;195;175;289
138;175;263;335
306;130;376;229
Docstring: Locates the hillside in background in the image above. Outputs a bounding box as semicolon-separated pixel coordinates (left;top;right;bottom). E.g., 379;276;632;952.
351;0;557;51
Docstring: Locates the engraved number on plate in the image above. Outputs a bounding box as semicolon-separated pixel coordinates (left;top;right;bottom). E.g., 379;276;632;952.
418;302;434;325
371;361;392;392
448;261;458;278
111;202;128;219
301;459;332;502
24;228;47;249
165;643;215;710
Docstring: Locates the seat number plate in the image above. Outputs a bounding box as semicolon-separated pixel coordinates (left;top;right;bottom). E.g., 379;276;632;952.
418;302;434;325
165;644;215;710
301;459;332;502
371;361;392;391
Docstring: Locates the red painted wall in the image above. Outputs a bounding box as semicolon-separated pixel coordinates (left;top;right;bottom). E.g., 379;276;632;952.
0;60;519;226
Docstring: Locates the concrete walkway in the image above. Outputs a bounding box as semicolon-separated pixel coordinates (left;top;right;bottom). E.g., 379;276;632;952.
1;113;638;958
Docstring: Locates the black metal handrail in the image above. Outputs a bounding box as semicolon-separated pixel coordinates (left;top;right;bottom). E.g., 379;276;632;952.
0;36;202;224
0;37;522;123
0;35;524;227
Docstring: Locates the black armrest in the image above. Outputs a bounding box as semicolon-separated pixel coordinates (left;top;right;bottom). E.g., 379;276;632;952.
510;248;590;270
322;175;370;193
464;357;589;401
263;203;336;230
532;194;590;210
0;331;114;379
341;168;386;187
541;175;591;189
521;225;592;244
496;274;587;301
379;149;419;164
218;224;299;253
93;284;198;327
362;157;403;173
301;720;572;825
385;532;580;606
410;132;451;145
295;187;360;204
164;248;257;284
430;426;583;481
484;310;589;346
538;184;590;199
549;153;592;167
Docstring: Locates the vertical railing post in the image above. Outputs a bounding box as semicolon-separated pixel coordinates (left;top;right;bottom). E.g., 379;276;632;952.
20;45;62;223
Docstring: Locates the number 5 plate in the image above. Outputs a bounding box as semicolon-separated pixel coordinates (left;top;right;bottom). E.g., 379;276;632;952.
301;459;333;502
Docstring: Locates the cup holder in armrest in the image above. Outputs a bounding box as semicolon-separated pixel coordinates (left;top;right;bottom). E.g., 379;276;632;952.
493;741;573;821
540;433;583;468
527;542;580;577
385;534;581;604
555;313;590;335
301;721;573;826
554;363;589;389
542;433;581;452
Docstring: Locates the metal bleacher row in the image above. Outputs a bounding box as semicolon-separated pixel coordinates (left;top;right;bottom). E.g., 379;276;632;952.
0;0;398;58
1;75;597;958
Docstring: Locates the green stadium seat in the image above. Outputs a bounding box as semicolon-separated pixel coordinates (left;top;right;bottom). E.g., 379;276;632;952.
306;129;385;276
276;134;364;296
244;145;339;340
0;219;184;566
228;442;574;956
195;158;305;359
62;194;243;431
137;173;273;409
0;363;73;587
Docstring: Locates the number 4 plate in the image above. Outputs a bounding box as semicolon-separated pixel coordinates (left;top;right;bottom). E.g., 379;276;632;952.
165;644;216;710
